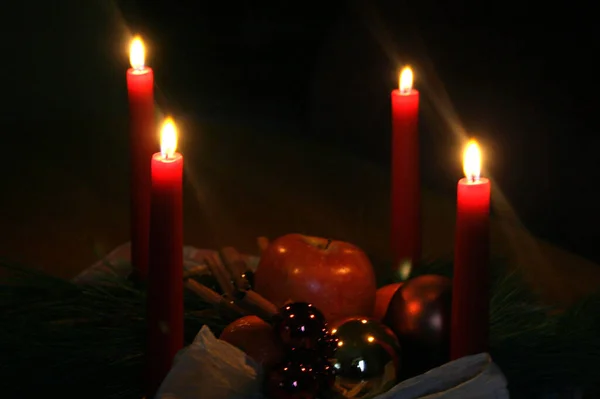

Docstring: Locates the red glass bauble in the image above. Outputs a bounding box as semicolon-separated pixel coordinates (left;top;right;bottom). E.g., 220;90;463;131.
264;356;321;399
383;274;452;378
275;302;328;350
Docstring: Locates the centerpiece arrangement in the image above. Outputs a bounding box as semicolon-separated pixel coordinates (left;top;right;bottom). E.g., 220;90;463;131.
2;34;600;399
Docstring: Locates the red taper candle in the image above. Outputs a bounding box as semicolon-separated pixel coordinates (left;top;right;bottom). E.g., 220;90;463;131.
450;140;491;359
146;118;184;397
391;66;421;270
127;36;155;280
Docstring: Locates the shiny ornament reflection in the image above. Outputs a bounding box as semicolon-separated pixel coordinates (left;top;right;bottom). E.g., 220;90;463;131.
328;317;400;399
318;331;340;359
384;274;452;378
275;302;328;350
264;356;321;399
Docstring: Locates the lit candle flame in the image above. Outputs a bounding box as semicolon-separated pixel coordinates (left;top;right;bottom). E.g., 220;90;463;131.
160;118;178;159
129;36;145;70
399;66;414;94
463;139;482;182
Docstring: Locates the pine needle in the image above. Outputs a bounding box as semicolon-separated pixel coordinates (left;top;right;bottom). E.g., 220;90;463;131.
1;258;599;397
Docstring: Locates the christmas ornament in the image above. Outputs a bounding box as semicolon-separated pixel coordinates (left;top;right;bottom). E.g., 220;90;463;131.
285;349;338;397
384;274;452;378
254;234;377;322
328;317;400;399
219;315;285;368
314;356;337;394
318;331;340;359
275;302;328;350
373;283;403;321
264;356;321;399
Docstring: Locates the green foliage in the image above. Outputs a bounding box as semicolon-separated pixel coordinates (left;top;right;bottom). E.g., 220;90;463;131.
410;260;600;398
0;260;235;398
1;258;599;398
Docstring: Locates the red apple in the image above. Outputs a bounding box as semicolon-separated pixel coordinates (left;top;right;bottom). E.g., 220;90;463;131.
373;282;403;321
253;234;377;323
219;316;285;368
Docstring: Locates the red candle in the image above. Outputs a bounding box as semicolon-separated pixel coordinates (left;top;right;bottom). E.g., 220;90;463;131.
146;118;184;397
127;36;155;281
390;66;421;270
450;140;491;360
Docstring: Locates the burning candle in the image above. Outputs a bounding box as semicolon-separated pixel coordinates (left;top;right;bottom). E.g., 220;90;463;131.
127;36;155;281
390;66;421;271
146;118;184;397
450;140;491;360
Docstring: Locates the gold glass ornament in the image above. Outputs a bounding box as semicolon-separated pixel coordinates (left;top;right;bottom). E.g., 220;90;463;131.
327;317;401;399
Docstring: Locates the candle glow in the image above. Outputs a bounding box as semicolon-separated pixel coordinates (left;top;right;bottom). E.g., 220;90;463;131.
160;118;178;159
391;64;420;266
463;140;482;182
452;138;491;359
399;66;414;94
129;36;146;71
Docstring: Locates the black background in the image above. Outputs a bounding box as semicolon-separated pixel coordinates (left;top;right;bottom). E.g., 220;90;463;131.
2;0;599;263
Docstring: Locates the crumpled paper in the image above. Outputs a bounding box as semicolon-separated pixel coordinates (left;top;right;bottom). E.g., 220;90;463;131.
157;326;509;399
157;326;263;399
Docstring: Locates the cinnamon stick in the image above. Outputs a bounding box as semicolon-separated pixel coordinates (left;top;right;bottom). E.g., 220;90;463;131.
234;289;279;321
184;279;246;317
184;278;222;305
204;253;235;296
182;264;207;279
219;247;251;290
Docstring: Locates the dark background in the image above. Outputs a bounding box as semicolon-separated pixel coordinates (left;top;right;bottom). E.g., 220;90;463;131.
2;0;599;267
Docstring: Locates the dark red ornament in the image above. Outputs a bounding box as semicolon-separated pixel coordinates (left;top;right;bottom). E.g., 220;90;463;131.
314;356;337;394
318;331;339;360
384;274;452;378
275;302;328;350
288;349;337;396
264;357;321;399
